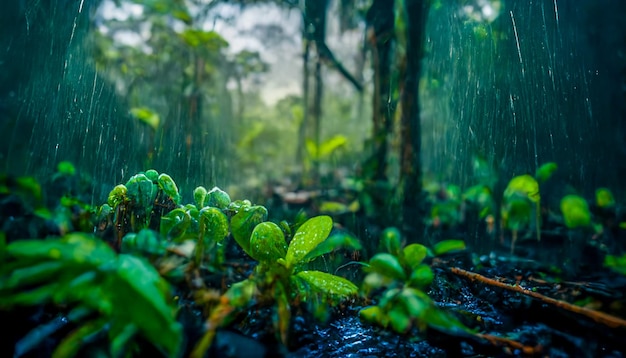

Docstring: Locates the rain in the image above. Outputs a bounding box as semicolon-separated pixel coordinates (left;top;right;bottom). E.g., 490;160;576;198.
2;0;626;356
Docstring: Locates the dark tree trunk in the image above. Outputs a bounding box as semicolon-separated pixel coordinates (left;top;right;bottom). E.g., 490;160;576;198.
399;0;429;240
364;0;395;182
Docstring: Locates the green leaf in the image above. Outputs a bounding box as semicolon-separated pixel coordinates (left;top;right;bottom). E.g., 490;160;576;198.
206;187;231;209
381;227;402;256
432;240;466;256
402;243;428;269
157;174;181;205
160;208;192;242
6;233;117;265
504;174;540;203
596;188;615;209
285;216;333;267
359;306;385;326
249;222;287;264
560;195;591;229
106;255;182;357
303;232;362;262
199;207;229;242
107;184;127;208
52;318;108;358
230;205;268;256
294;271;358;299
57;161;76;176
535;162;557;183
130;107;160;131
407;264;434;289
388;306;411;333
193;186;208;208
367;253;406;281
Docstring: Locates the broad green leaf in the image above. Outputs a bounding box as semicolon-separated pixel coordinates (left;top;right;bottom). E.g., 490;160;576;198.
1;261;65;290
303;232;362;262
6;233;116;265
294;271;358;298
560;195;591;229
106;255;182;358
402;243;428;269
535;162;557;183
206;187;231;209
432;240;466;256
199;207;229;242
285;216;333;267
144;169;159;182
249;222;287;264
230;205;268;256
367;253;406;281
504;174;540;203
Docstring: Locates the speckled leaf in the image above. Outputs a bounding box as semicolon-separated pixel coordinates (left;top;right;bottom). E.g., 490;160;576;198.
249;222;287;264
199;207;229;242
286;216;333;267
193;186;208;208
126;174;157;214
230;205;268;256
367;253;406;281
107;184;127;208
206;186;231;209
294;271;358;298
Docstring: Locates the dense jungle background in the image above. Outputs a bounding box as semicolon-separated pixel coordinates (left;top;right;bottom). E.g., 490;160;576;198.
2;0;626;357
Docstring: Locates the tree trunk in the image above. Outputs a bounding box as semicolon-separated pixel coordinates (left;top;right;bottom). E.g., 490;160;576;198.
399;0;429;240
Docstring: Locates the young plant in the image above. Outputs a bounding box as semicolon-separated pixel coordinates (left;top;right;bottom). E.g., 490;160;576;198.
359;228;470;336
191;215;359;356
0;233;182;357
501;174;540;253
106;169;180;249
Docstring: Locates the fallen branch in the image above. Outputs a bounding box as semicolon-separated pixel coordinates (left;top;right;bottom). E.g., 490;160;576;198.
475;332;542;356
450;267;626;329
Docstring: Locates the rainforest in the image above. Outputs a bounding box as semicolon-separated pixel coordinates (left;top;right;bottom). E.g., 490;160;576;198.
1;0;626;357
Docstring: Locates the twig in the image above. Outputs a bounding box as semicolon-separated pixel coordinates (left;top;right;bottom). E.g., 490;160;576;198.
450;267;626;329
475;332;542;355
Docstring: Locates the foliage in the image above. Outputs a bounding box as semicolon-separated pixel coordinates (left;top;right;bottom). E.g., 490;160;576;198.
192;215;359;354
360;228;470;335
0;233;182;357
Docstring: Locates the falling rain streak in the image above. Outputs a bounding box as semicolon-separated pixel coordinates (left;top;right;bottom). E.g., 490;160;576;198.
419;0;620;195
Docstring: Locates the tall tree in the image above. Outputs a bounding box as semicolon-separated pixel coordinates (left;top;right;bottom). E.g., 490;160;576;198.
398;0;430;239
